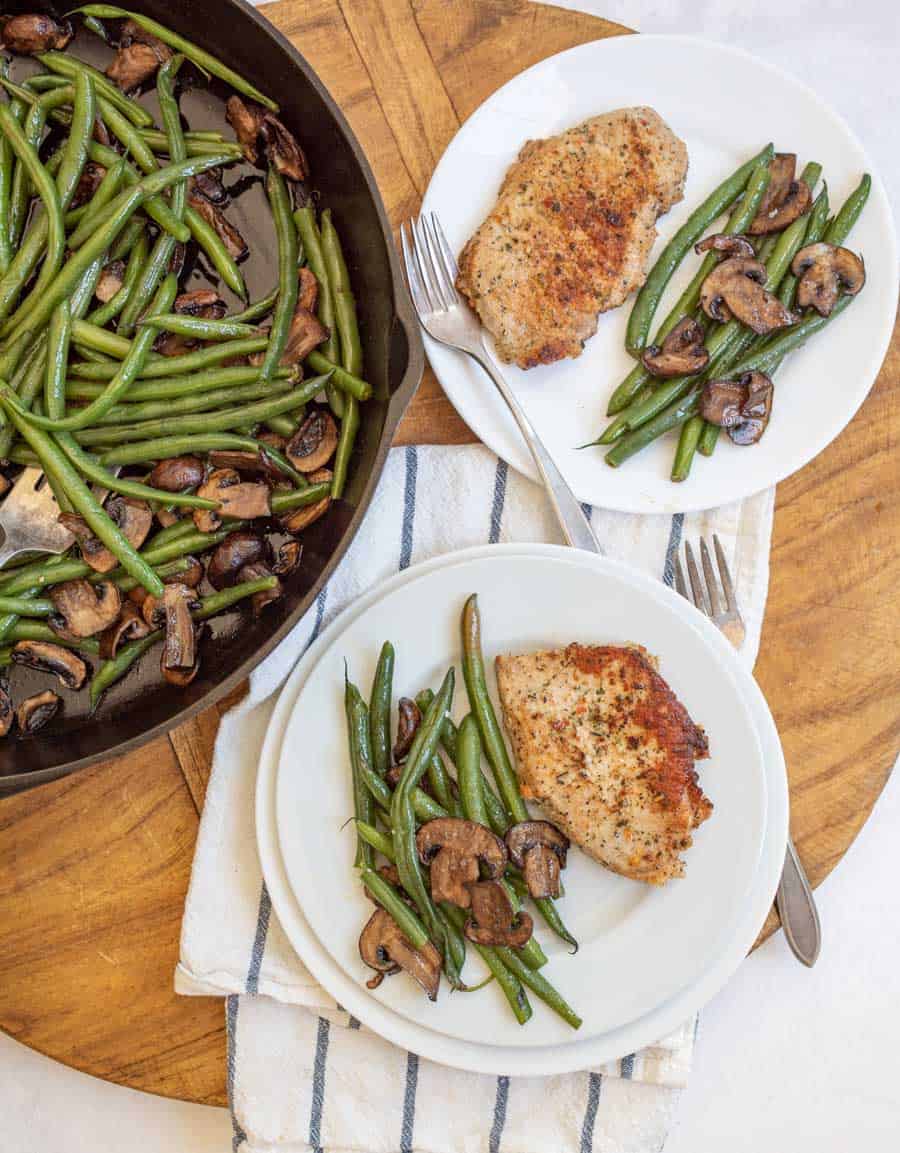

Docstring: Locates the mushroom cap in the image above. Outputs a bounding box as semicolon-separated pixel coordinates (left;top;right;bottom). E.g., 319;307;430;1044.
187;194;248;263
416;817;508;908
62;499;153;574
148;456;205;493
1;15;73;55
751;153;797;222
286;411;339;473
464;881;534;948
728;371;774;446
700;257;796;335
162;583;199;672
16;690;62;735
749;179;811;235
239;561;283;615
791;243;866;317
206;531;266;590
694;233;755;259
282;306;329;366
505;820;569;900
0;680;14;738
271;539;303;576
95;261;126;304
393;697;422;763
280;469;332;534
193;469;270;533
98;603;151;660
358;907;441;1000
49;579;121;639
641;317;709;379
700;379;751;428
11;642;88;691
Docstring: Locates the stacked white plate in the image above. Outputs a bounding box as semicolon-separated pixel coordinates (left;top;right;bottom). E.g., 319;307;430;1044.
256;545;788;1075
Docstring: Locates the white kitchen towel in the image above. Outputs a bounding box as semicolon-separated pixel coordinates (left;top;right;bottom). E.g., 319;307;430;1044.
177;443;773;1152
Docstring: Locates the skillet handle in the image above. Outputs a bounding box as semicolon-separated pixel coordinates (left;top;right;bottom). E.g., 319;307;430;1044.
385;278;426;435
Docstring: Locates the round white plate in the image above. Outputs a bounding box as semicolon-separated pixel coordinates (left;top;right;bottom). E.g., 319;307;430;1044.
257;545;786;1075
420;36;898;515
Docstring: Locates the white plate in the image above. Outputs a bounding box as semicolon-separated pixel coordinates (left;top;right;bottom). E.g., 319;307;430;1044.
420;36;898;515
257;545;786;1075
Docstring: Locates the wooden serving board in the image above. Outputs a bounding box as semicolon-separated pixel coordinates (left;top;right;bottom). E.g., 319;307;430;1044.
0;0;897;1108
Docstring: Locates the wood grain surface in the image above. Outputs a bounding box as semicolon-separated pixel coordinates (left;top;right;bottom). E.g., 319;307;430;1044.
0;0;896;1108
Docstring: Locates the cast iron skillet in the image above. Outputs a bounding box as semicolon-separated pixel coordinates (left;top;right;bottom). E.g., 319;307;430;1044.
0;0;424;792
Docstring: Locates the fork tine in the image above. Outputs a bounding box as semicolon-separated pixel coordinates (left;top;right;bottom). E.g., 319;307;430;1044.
673;554;690;601
421;215;454;310
684;541;710;616
413;216;445;312
699;538;722;617
429;212;461;291
400;221;431;321
713;534;737;612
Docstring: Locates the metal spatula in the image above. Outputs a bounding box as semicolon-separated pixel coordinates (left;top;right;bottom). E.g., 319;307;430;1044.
0;468;77;568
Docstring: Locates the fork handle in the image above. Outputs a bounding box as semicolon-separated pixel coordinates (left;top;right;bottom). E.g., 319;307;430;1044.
775;836;821;967
472;344;602;554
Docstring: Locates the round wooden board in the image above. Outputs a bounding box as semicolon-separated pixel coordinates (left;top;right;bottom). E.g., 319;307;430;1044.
0;0;897;1109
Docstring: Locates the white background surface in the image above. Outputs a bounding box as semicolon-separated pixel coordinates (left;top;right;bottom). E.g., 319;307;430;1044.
1;1;897;1150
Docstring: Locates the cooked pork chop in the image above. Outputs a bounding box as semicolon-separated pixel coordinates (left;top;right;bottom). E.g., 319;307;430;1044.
457;108;688;368
495;644;711;885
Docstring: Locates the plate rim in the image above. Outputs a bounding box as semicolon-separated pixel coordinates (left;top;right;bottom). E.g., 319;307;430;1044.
420;33;899;515
255;543;790;1076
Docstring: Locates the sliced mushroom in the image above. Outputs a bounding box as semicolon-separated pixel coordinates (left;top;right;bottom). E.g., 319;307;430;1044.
189;169;229;207
226;95;267;165
49;580;121;639
98;603;151;660
640;317;710;378
205;531;265;591
207;449;283;480
175;557;205;589
753;153;797;220
106;19;172;91
161;650;200;687
393;698;421;763
239;561;283;614
1;14;73;54
280;469;332;534
58;513;117;573
155;507;181;529
700;257;796;334
174;290;228;319
95;261;126;304
271;539;302;576
416;818;507;908
358;907;441;999
11;641;88;691
694;233;755;258
0;681;13;737
59;498;152;573
71;162;106;210
791;243;866;317
297;267;319;313
187;194;249;263
700;379;750;428
505;821;569;900
728;371;774;446
193;469;270;533
16;690;61;734
464;880;534;948
148;456;206;493
749;178;812;235
256;430;287;452
162;583;199;672
282;305;329;365
286;411;339;473
225;95;308;181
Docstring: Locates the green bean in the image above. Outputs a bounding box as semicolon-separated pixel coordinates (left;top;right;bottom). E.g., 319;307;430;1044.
69;336;269;379
8;620;99;653
136;132;242;160
44;301;72;421
184;204;247;299
139;314;261;340
96;432;296;471
260;169;298;381
109;214;147;263
442;905;531;1023
6;101;45;252
346;675;376;869
90;629;160;708
93;379;293;426
456;713;490;826
0;594;54;617
72;7;279;112
671;414;704;482
66;155;127;229
87;142;187;243
727;295;854;378
825;175;870;246
426;749;459;817
606;385;702;467
67;364;294;403
331;393;358;500
358;868;432;952
356;820;396;863
0;394;165;596
83;13;111;42
194;578;280;621
305;351;372;401
0;328;34;381
462;595;577;949
97;96;157;175
0;63;15;275
229;288;279;325
322;210;363;479
70;319;132;359
368;641;394;778
625;144;774;355
88;231;149;327
293;207;342;416
38;51;153;128
495;947;581;1029
361;760;447;824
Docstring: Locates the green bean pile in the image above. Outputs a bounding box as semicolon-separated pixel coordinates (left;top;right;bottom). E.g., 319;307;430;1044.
345;598;582;1030
591;147;870;481
0;9;371;730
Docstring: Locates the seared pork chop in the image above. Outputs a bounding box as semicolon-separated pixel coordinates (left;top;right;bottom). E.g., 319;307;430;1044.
495;644;711;885
457;108;688;368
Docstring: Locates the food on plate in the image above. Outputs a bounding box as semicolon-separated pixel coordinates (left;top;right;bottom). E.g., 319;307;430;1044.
0;9;372;730
456;107;689;368
495;643;711;885
592;148;870;481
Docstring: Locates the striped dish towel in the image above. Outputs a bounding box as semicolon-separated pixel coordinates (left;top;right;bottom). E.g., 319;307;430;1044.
177;443;773;1152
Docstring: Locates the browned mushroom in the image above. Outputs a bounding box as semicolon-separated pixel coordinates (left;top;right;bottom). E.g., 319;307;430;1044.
226;95;267;165
162;583;199;674
271;539;302;576
162;656;200;687
155;508;181;529
0;681;13;738
700;257;796;334
16;690;62;734
11;641;88;691
207;531;266;589
392;698;421;763
464;880;534;948
193;469;270;533
358;907;441;999
748;156;811;234
175;557;205;589
49;580;121;639
59;498;153;573
754;153;797;218
0;474;11;499
148;456;206;493
190;169;229;207
416;818;507;908
694;233;755;258
70;162;106;210
98;603;152;660
1;14;73;54
106;19;172;91
256;430;287;452
728;372;774;446
175;290;228;319
280;468;332;534
286;411;339;473
640;317;710;378
225;95;308;181
790;242;866;317
297;267;319;313
95;261;126;304
239;561;283;614
187;194;249;263
505;821;569;900
207;449;283;480
699;379;750;428
282;305;329;365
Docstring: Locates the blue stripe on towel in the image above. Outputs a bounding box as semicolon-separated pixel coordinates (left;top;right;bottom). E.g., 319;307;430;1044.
579;1072;602;1153
489;459;508;543
489;1075;510;1153
308;1016;331;1153
400;1051;419;1153
662;513;685;586
620;1053;635;1079
245;884;271;995
226;995;248;1151
400;445;418;569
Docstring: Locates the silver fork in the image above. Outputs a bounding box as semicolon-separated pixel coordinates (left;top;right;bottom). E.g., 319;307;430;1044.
400;214;601;555
0;468;77;567
675;535;822;968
